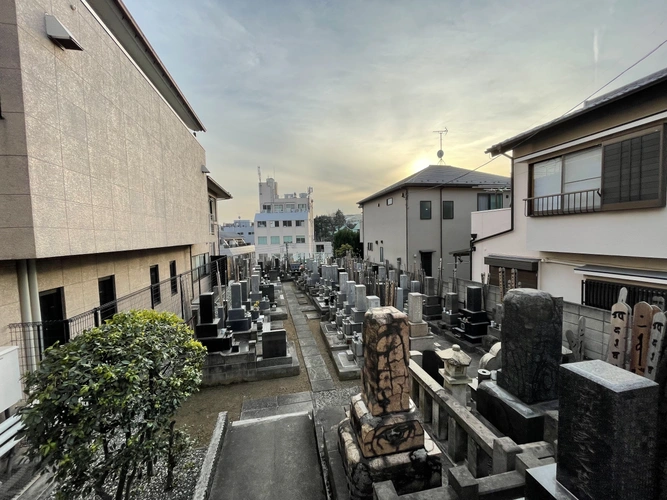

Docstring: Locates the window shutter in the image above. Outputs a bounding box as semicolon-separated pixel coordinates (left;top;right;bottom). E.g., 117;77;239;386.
603;131;661;205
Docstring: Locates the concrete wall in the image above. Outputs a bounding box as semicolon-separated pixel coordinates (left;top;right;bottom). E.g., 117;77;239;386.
0;262;22;347
0;0;209;260
361;188;407;267
471;208;511;241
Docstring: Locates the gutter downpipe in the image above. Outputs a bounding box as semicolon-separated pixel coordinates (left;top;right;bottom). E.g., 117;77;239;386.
17;260;37;372
440;187;443;276
404;189;409;275
470;152;515;279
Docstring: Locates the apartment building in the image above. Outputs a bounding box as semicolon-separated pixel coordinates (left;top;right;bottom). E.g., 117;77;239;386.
0;0;228;354
221;219;255;245
254;177;315;262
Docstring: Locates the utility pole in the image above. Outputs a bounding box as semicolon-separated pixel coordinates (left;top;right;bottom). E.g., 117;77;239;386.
285;241;290;272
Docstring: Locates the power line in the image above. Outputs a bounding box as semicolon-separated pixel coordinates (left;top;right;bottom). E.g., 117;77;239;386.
426;35;667;189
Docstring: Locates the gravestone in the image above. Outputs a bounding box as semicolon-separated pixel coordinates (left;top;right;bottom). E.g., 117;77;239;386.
631;301;653;375
646;311;666;381
422;349;444;386
399;274;410;290
262;329;287;359
199;292;215;324
424;277;436;296
467;286;483;312
239;280;249;302
410;280;420;293
388;269;396;283
231;283;242;309
556;361;659;500
251;274;260;294
339;272;349;291
498;289;562;404
367;296;381;310
395;287;405;312
445;292;459;313
566;316;585;362
407;292;428;339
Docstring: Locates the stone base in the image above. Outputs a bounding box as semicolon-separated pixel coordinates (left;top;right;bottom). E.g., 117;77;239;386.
226;317;252;332
266;307;288;321
408;321;429;337
195;320;222;338
350;393;424;458
440;312;461;329
409;334;435;352
525;463;578;500
476;381;546;444
198;333;232;352
338;419;442;500
333;350;362;380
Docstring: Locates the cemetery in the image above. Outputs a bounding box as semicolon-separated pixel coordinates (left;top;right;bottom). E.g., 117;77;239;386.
3;258;666;500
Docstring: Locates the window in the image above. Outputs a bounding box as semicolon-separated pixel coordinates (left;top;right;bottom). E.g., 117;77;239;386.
257;221;267;228
367;242;373;251
443;201;454;219
530;147;602;214
274;204;284;212
296;220;304;227
258;236;267;245
270;236;280;245
284;236;293;244
283;220;292;227
386;197;393;206
262;204;272;213
169;261;177;295
98;275;117;320
286;203;295;211
296;235;305;244
379;247;384;261
150;265;161;307
583;278;667;310
269;221;277;228
316;244;325;252
602;130;662;208
420;200;431;219
191;253;209;280
249;231;254;235
477;193;504;211
298;203;307;211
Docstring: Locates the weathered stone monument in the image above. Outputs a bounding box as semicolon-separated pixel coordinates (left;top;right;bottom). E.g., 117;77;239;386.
477;289;562;444
437;344;471;405
526;360;659;500
407;292;434;351
338;306;441;498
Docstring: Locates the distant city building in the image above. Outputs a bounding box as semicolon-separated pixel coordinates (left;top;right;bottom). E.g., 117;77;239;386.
221;219;255;245
254;177;315;263
338;214;362;232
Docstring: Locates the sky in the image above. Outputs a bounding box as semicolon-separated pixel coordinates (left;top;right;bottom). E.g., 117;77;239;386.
123;0;667;219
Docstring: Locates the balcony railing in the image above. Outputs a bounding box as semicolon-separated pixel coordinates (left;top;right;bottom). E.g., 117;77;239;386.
524;188;601;217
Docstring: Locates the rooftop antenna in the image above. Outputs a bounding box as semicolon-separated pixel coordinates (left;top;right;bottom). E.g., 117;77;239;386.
433;128;448;165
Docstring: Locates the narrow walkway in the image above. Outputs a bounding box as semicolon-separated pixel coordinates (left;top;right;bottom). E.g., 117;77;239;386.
210;411;325;500
283;283;336;392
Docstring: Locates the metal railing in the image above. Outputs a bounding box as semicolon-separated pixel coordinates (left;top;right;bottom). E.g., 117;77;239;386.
523;188;601;216
7;260;227;385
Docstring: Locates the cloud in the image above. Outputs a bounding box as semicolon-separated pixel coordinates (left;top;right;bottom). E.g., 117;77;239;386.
124;0;667;217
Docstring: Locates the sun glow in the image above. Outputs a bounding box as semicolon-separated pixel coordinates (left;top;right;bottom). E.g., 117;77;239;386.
411;158;431;173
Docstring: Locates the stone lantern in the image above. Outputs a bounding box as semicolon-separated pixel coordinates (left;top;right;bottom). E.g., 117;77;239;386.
437;344;472;405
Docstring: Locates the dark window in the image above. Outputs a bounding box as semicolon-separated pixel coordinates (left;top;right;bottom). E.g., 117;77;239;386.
443;201;454;219
420;200;431;220
477;193;503;211
386;197;393;206
283;220;292;227
379;247;384;262
582;279;667;310
367;242;373;251
602;130;662;208
296;220;304;227
98;275;117;321
150;265;161;307
316;244;325;252
39;287;69;353
170;261;178;295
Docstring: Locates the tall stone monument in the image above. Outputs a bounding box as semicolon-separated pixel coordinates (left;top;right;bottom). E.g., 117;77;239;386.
338;306;441;498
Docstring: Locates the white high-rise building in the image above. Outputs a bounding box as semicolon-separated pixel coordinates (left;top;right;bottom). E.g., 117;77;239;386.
254;178;314;263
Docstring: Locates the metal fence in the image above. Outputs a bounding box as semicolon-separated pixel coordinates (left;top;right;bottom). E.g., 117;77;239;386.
7;260;227;384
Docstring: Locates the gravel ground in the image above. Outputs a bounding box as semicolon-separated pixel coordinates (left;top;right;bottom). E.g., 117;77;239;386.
174;304;312;445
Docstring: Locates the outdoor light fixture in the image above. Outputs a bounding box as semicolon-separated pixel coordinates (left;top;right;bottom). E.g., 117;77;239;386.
201;165;210;174
45;14;83;51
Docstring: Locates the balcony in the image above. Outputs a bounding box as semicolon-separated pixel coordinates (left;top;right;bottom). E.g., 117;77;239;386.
524;188;601;217
471;208;511;240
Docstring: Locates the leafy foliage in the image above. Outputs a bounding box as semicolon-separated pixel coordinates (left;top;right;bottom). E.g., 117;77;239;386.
20;310;206;500
333;227;362;257
314;209;348;242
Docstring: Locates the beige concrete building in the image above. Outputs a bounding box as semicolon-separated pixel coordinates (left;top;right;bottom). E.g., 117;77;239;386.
0;0;229;353
474;67;667;308
358;165;510;279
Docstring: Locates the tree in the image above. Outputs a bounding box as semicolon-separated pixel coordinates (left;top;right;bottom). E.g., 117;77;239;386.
20;310;206;500
332;209;346;231
335;243;354;258
315;210;349;242
333;227;362;257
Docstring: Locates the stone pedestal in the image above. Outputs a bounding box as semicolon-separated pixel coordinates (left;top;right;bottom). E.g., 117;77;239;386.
557;361;658;500
498;289;562;404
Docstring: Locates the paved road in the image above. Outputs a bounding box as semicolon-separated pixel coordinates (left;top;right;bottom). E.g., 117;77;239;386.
210;411;326;500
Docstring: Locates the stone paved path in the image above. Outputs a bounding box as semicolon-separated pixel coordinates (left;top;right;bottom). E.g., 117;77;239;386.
284;284;336;392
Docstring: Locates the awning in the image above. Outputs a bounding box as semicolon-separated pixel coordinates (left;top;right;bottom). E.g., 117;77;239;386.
484;255;539;272
574;265;667;285
450;248;471;257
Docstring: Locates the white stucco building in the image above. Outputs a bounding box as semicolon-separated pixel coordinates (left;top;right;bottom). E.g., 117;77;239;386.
254;178;315;263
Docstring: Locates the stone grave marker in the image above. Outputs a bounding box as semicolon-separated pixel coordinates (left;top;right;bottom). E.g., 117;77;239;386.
498;289;562;404
652;296;666;311
410;280;420;293
231;282;242;309
399;274;410;290
566;316;585;362
631;301;653;375
556;360;659;500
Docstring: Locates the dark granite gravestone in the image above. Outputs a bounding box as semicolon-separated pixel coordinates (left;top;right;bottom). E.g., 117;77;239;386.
422;349;444;386
498;289;562;404
199;292;215;324
262;329;287;358
467;286;483;312
556;361;659;500
231;283;242;309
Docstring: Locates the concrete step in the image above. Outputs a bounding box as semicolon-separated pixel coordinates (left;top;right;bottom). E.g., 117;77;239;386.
210;411;326;500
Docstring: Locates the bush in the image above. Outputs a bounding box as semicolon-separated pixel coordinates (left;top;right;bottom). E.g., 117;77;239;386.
20;310;206;500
